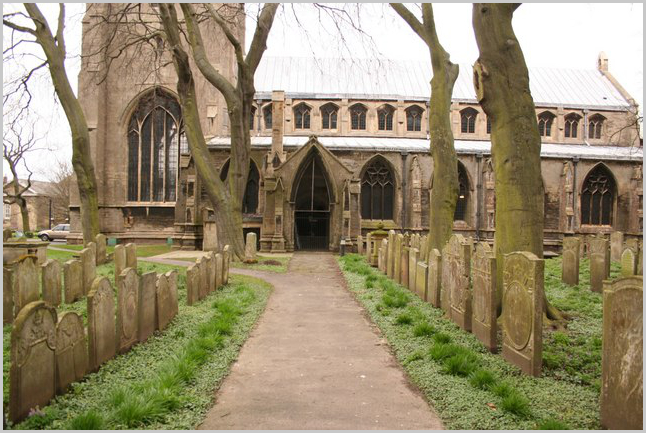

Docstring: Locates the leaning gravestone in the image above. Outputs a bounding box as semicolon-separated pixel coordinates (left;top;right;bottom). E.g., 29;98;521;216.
117;268;139;353
427;249;442;308
87;276;116;371
501;251;543;376
415;261;428;301
4;267;13;324
12;255;39;318
620;248;637;277
589;237;610;293
472;242;498;352
95;234;107;265
80;247;96;295
138;272;157;343
186;263;199;306
610;231;624;262
165;270;179;318
9;301;57;424
561;236;580;286
244;232;258;264
125;243;137;270
114;244;126;279
156;271;174;331
408;248;419;292
600;276;643;430
442;235;472;331
63;259;83;304
55;311;88;394
400;246;409;289
222;245;231;285
215;253;223;289
41;259;62;307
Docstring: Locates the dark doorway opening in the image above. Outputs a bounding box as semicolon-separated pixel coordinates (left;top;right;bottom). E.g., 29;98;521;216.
294;153;330;250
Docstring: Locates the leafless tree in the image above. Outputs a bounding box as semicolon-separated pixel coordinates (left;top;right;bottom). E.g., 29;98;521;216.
45;158;73;225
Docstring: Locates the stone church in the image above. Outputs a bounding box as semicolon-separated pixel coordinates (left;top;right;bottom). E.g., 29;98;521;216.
71;4;643;252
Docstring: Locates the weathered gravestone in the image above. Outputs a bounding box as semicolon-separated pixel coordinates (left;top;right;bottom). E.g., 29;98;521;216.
561;236;580;286
125;243;137;270
624;237;640;255
420;236;428;262
114;244;126;279
379;240;387;273
589;237;610;293
400;246;409;289
639;240;643;276
80;247;96;295
215;253;223;289
87;277;116;371
442;235;472;331
244;232;258;264
156;271;174;331
63;259;83;304
86;242;97;264
197;257;208;300
610;231;624;262
357;235;363;255
620;248;637;276
4;266;13;324
408;248;419;292
95;234;107;265
138;272;157;343
205;253;215;293
41;259;62;307
55;312;88;394
12;255;39;318
387;230;396;278
394;234;403;284
472;243;498;352
222;245;231;285
165;270;179;318
117;268;139;353
365;233;372;260
600;275;643;430
9;301;57;423
427;249;442;308
501;251;543;376
186;264;199;306
415;261;428;301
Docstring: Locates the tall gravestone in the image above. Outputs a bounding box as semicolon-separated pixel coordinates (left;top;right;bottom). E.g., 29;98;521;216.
620;248;637;276
408;248;419;292
600;276;643;430
472;243;498;352
186;263;199;306
9;301;57;424
197;257;208;300
387;230;396;278
80;247;96;295
63;259;83;304
215;253;223;289
138;272;157;343
125;243;137;270
95;233;107;265
420;236;428;262
400;246;409;289
222;245;231;285
589;237;610;293
13;255;39;318
166;270;179;318
205;253;215;293
357;235;363;255
55;311;88;394
156;271;174;331
3;266;13;324
394;234;403;284
41;259;62;307
117;268;139;353
501;251;543;376
561;236;580;286
379;240;387;273
87;277;116;371
244;232;258;264
427;249;442;308
442;235;472;331
114;244;126;279
415;261;428;301
610;231;624;262
365;233;372;260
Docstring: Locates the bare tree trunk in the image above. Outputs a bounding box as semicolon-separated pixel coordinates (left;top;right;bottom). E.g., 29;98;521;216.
10;176;30;233
472;3;563;321
391;4;459;253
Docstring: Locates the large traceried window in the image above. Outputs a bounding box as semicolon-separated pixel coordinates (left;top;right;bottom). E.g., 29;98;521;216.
406;105;423;131
294;103;311;129
564;113;581;138
454;163;469;221
377;105;394;131
350;104;367;130
581;164;615;226
127;88;181;202
361;158;394;220
320;103;338;129
588;114;605;139
460;107;478;134
538;111;555;137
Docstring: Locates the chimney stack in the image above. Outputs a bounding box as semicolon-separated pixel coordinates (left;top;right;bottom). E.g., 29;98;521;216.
597;52;608;72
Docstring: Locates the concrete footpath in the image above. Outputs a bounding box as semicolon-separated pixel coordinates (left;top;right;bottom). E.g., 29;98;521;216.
198;252;443;430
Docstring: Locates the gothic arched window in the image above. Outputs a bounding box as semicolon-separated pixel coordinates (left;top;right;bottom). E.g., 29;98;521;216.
454;163;469;221
588;114;605;139
361;158;394;220
294;103;311;129
350;104;367;130
320;103;338;129
378;105;395;131
564;113;581;138
263;104;272;130
538;111;556;137
486;116;492;134
581;164;615;225
406;105;423;131
127;88;181;202
219;160;260;214
460;107;478;134
249;106;256;130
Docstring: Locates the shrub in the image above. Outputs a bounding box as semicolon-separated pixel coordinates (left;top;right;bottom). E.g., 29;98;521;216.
442;353;479;377
491;381;514;398
413;322;435;337
432;332;452;344
469;369;497;390
501;392;531;418
395;313;413;325
68;410;105;430
537;418;571;429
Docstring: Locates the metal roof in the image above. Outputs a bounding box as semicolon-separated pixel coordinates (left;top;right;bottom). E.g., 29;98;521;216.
254;57;632;111
208;135;643;161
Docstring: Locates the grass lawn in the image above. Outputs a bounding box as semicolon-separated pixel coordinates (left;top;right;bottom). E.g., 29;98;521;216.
338;253;612;429
50;243;172;258
229;254;291;273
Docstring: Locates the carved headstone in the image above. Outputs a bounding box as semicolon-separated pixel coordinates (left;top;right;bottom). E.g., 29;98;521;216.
610;231;624;262
561;236;580;286
186;264;199;306
9;301;57;423
600;276;643;430
125;243;137;270
165;270;179;318
222;245;231;285
357;235;363;255
394;234;403;284
95;234;107;265
87;277;116;371
620;248;637;277
408;248;419;291
80;248;96;295
427;249;442;308
400;246;409;289
501;251;543;376
138;272;157;342
415;261;428;301
590;237;610;293
387;230;396;278
197;257;208;300
472;243;498;352
117;268;139;353
55;312;88;394
63;259;83;304
41;259;62;307
4;266;13;324
244;232;258;264
13;255;39;317
215;253;223;289
442;235;472;331
156;271;174;331
114;244;126;279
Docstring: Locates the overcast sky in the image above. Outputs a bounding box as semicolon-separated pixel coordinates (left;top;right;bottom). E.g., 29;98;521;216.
3;3;643;182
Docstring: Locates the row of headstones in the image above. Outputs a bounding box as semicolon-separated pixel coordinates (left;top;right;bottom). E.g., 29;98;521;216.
186;246;231;305
8;266;179;424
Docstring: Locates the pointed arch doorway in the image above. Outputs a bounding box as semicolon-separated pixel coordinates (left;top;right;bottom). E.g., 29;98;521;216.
293;153;331;250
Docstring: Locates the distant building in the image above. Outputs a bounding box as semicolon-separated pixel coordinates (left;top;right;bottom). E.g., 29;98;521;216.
2;178;65;231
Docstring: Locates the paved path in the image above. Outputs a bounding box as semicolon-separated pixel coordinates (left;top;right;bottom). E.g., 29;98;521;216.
198;252;443;430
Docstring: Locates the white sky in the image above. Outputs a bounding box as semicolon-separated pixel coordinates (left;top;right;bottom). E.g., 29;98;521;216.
3;3;643;182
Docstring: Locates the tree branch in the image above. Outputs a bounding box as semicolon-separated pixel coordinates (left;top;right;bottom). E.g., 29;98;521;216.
389;3;427;43
245;3;279;74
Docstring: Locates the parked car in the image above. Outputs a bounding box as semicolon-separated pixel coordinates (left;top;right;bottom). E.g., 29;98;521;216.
38;224;70;241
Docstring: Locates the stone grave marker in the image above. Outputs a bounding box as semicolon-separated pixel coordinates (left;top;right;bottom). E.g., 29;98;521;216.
86;241;97;264
4;266;13;324
117;268;139;353
80;247;96;295
501;251;543;376
420;235;428;262
9;301;57;423
394;234;403;284
156;271;174;331
114;244;126;278
400;246;409;289
215;253;223;289
472;242;498;352
408;248;419;291
197;257;208;300
357;235;363;255
166;270;179;318
590;237;610;293
365;233;372;260
427;249;442;308
639;241;643;276
186;264;199;306
41;259;62;307
561;236;580;286
125;243;137;270
205;253;215;293
600;276;643;430
624;237;639;254
55;312;88;394
610;231;624;262
620;248;637;277
415;261;428;301
379;239;387;273
222;245;231;285
387;230;396;278
87;276;116;371
138;272;157;342
442;234;472;331
244;232;258;263
13;255;39;317
95;233;107;265
63;259;83;304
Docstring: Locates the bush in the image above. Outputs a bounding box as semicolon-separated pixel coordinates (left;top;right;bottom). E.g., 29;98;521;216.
432;332;452;344
501;392;531;418
469;369;497;390
442;353;479;377
395;313;413;325
413;322;435;337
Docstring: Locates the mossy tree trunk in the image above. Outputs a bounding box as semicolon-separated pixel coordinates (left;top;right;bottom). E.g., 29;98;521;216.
391;4;459;253
472;3;562;320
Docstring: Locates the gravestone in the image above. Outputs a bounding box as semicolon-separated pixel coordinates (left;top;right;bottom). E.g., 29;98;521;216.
408;248;419;291
589;237;610;293
222;245;231;285
86;242;97;265
63;260;83;304
156;271;174;331
197;257;208;300
639;241;643;276
394;234;403;284
215;253;223;289
125;243;137;270
624;237;639;254
561;236;580;286
365;233;372;260
114;244;126;279
387;230;396;278
357;235;363;255
379;240;387;273
203;221;218;252
3;228;12;241
427;249;442;308
165;270;179;318
9;301;57;424
472;242;498;352
415;261;428;301
620;248;637;276
4;267;13;324
80;247;96;295
138;272;157;342
610;231;624;262
420;236;428;262
244;232;258;264
186;264;199;306
205;253;215;293
13;255;39;318
442;235;472;331
87;277;116;371
501;251;543;376
95;234;107;265
41;259;62;307
55;312;88;394
600;276;643;430
117;268;139;353
400;247;409;289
